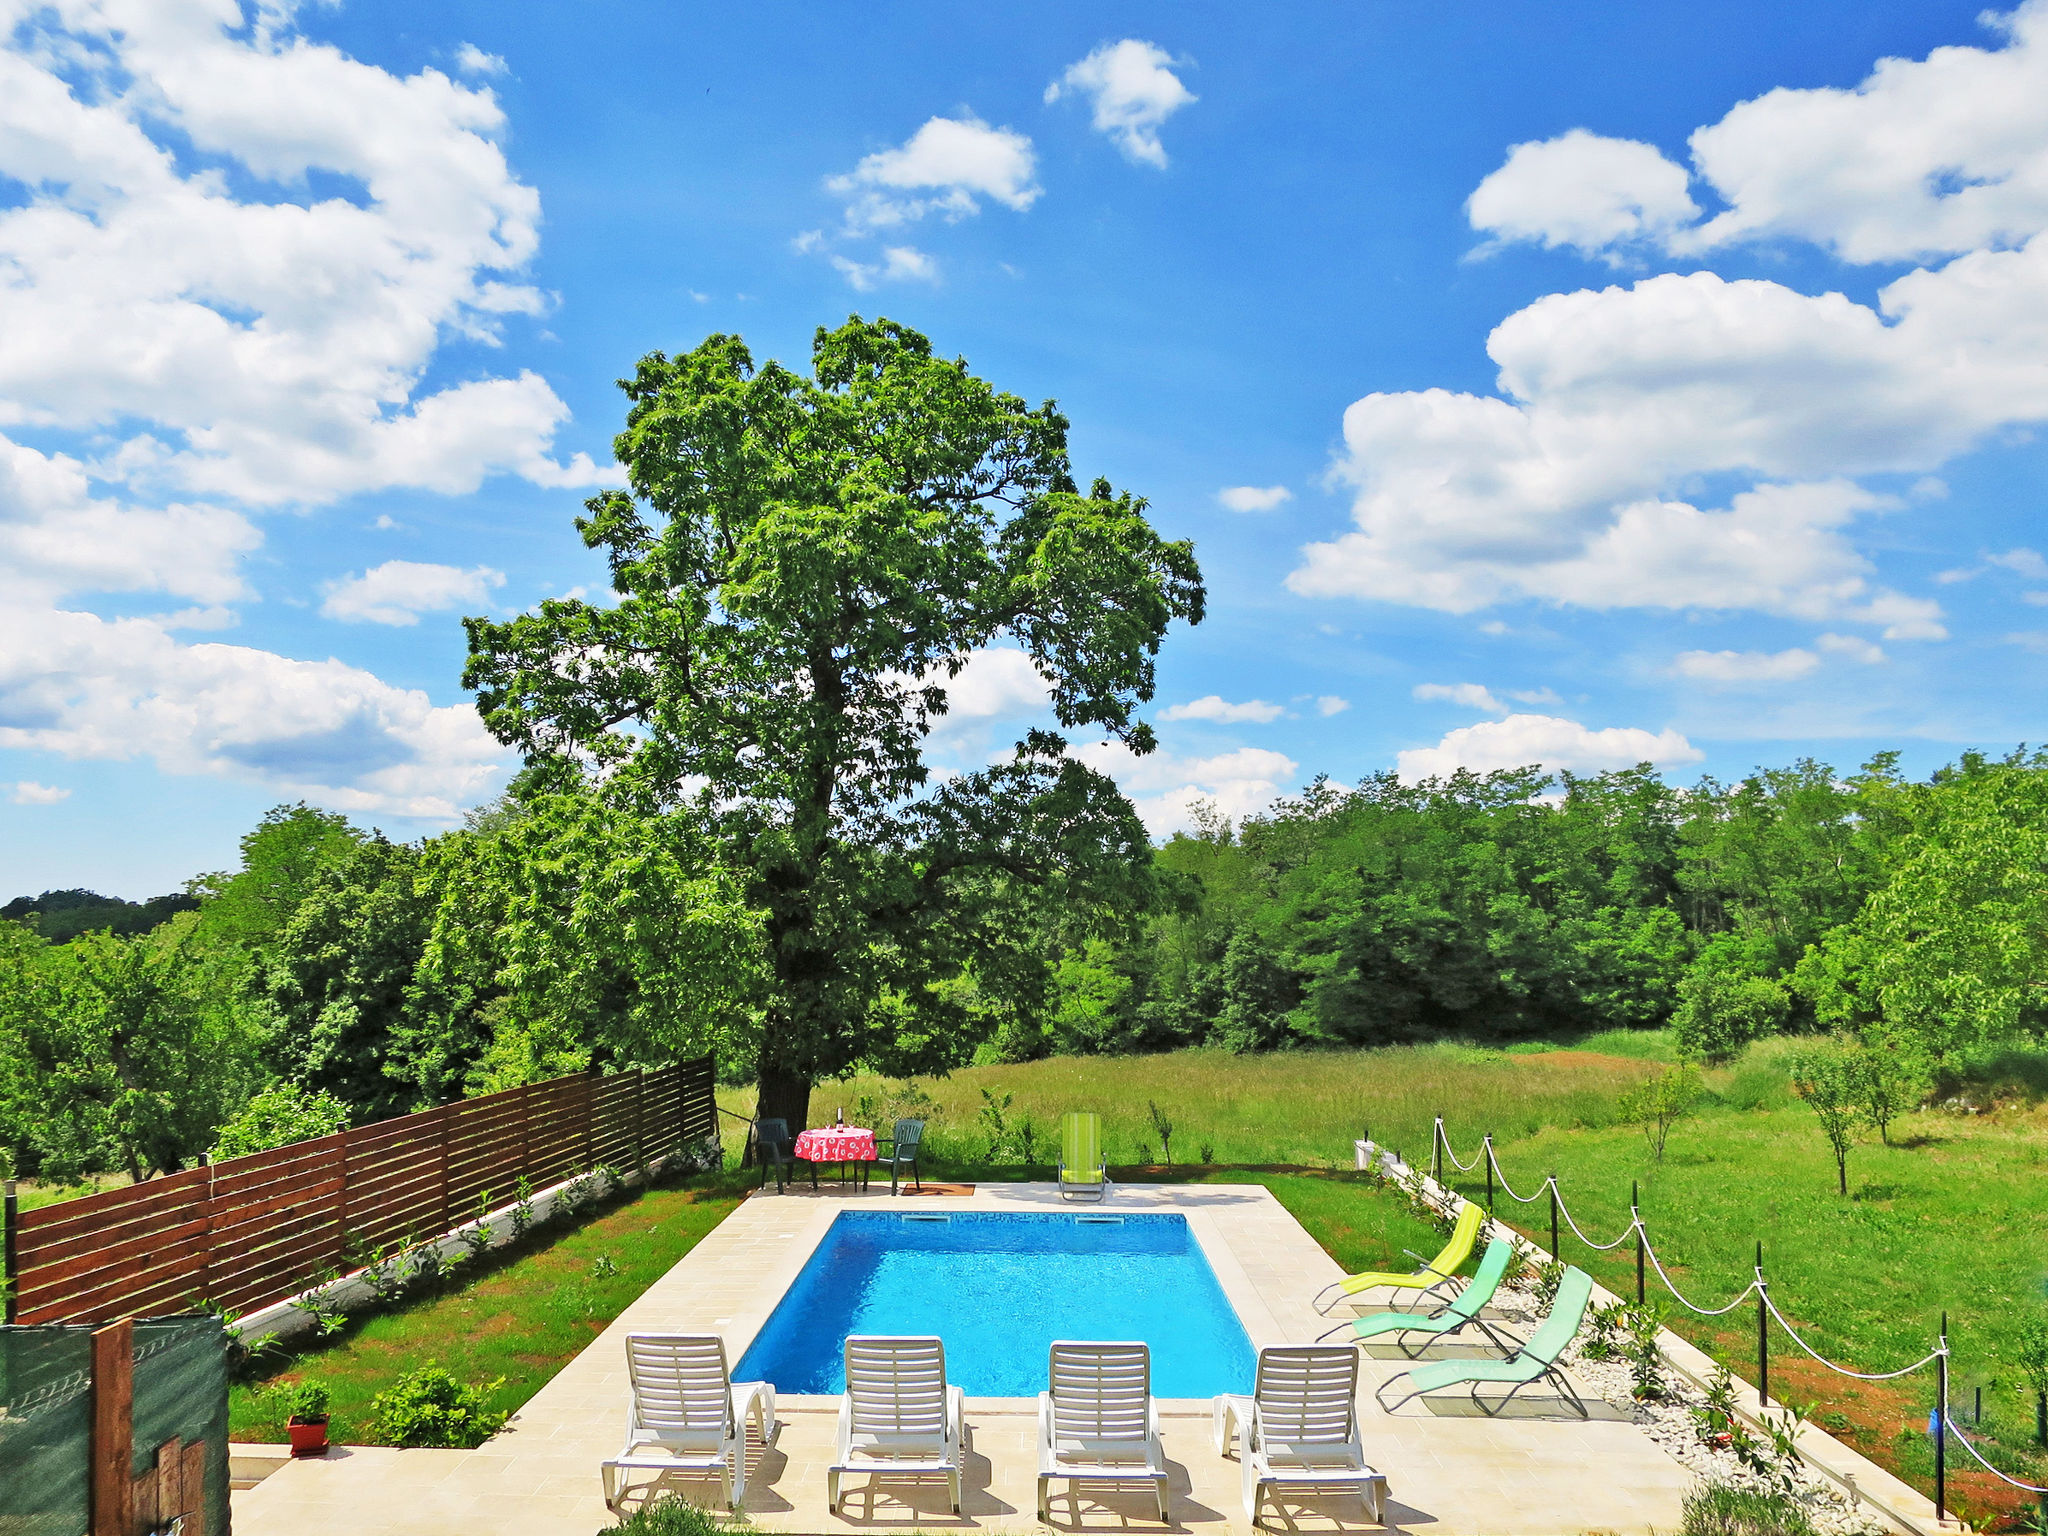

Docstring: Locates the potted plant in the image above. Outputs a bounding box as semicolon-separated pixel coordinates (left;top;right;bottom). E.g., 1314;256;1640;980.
284;1381;331;1457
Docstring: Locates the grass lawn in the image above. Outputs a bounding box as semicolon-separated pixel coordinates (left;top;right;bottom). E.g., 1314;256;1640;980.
229;1176;746;1446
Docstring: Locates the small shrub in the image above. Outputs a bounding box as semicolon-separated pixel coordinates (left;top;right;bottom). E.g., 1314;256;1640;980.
1014;1113;1040;1167
1680;1481;1816;1536
1133;1140;1153;1165
1146;1100;1175;1166
1789;1045;1860;1195
283;1380;329;1421
1198;1141;1215;1164
590;1254;621;1279
977;1087;1013;1162
511;1174;536;1238
1624;1304;1667;1400
1619;1063;1703;1163
369;1363;508;1448
1534;1258;1566;1310
461;1189;495;1261
1582;1301;1628;1362
609;1496;725;1536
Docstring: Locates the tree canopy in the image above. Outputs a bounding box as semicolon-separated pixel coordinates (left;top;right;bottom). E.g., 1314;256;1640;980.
464;317;1205;1125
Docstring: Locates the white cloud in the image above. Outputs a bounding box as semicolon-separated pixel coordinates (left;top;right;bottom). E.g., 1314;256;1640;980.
321;561;505;626
0;608;504;818
1396;713;1701;781
829;245;938;292
9;781;69;805
1817;632;1888;664
1316;696;1350;716
454;43;506;77
1671;647;1821;683
1413;682;1506;713
1468;129;1699;258
1989;547;2048;579
1075;739;1297;835
1307;10;2048;635
0;3;598;817
1509;686;1564;706
1046;40;1196;169
1156;695;1284;724
931;647;1052;719
825;116;1039;231
1217;485;1292;513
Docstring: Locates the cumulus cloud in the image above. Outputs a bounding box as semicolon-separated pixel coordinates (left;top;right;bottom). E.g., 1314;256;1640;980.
930;647;1052;719
1989;547;2048;579
1671;647;1821;683
1075;739;1297;835
1156;695;1284;724
1217;485;1292;513
0;1;595;816
454;44;506;76
1316;696;1350;716
1298;10;2048;636
9;781;70;805
1396;714;1701;781
1468;129;1699;258
0;609;504;819
1817;632;1888;664
1413;682;1506;713
825;116;1040;231
829;246;938;291
1046;40;1196;168
321;561;506;626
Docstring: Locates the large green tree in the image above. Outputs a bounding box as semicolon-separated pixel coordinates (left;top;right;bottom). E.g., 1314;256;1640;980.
464;318;1204;1127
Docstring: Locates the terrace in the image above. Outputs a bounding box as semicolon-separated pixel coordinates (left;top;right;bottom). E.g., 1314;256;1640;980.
234;1177;1704;1536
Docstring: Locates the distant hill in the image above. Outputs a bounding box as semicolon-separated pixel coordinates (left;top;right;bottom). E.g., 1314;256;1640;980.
0;888;200;943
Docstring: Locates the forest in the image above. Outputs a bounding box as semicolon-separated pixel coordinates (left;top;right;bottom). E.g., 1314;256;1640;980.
4;744;2043;1185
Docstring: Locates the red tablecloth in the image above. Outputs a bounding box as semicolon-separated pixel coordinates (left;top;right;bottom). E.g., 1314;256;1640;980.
795;1126;877;1162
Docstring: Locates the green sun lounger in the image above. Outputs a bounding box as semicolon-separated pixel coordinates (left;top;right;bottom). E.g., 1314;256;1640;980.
1376;1266;1594;1416
1058;1112;1109;1202
1312;1201;1484;1314
1319;1236;1519;1351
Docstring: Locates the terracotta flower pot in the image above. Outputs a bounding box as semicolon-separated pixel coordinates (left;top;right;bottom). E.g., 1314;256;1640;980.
287;1414;330;1457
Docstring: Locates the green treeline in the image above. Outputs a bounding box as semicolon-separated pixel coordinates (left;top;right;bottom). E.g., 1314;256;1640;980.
5;746;2045;1186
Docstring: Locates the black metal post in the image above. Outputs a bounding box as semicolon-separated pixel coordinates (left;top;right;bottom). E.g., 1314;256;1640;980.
2;1177;16;1323
1485;1136;1495;1210
1757;1241;1769;1406
1936;1311;1948;1525
1975;1385;1982;1424
1549;1176;1559;1258
1633;1179;1645;1306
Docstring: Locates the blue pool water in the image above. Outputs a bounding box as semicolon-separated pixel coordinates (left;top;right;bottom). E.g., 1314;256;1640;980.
734;1210;1255;1397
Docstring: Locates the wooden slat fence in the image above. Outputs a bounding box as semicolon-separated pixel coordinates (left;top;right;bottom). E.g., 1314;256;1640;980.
8;1057;716;1326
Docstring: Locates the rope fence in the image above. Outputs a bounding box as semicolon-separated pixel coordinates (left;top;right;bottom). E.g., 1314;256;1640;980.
1393;1115;2048;1525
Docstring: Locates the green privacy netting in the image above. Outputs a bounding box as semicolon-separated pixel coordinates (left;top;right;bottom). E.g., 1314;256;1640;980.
0;1316;229;1536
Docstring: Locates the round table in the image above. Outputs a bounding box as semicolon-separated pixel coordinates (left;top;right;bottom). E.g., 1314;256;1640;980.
795;1125;878;1189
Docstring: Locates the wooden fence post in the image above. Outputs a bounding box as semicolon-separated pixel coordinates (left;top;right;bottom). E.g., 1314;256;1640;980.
438;1105;454;1235
584;1065;599;1173
91;1318;134;1536
3;1177;16;1323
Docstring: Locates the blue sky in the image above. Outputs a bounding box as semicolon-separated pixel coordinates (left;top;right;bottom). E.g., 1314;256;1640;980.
5;0;2047;896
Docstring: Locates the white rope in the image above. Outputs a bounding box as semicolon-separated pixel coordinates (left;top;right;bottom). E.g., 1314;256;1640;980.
1557;1199;1641;1251
1483;1141;1548;1204
1639;1236;1758;1316
1762;1292;1946;1380
1434;1119;1481;1173
1943;1383;2048;1494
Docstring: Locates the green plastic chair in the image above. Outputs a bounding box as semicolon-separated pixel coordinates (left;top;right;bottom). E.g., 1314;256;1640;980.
1058;1113;1109;1202
1311;1201;1485;1314
1319;1237;1520;1352
1375;1266;1594;1416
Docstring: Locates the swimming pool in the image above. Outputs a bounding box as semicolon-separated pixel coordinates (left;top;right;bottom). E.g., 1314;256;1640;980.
734;1210;1256;1397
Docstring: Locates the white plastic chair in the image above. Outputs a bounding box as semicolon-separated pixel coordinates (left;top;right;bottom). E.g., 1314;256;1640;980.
600;1332;775;1512
1038;1340;1170;1522
829;1335;968;1515
1213;1344;1387;1527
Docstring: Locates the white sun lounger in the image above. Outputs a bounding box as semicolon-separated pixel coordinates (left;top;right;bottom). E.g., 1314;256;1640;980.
829;1334;968;1515
601;1332;775;1511
1214;1344;1388;1527
1038;1340;1170;1522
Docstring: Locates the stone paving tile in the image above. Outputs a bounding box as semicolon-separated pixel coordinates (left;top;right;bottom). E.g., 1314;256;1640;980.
235;1181;1693;1536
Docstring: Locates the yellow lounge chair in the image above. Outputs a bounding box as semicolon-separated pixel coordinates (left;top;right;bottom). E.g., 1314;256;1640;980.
1311;1201;1484;1315
1058;1112;1110;1202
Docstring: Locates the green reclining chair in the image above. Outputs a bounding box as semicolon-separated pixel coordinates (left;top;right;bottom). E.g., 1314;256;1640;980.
1375;1265;1594;1417
1319;1236;1519;1353
1311;1201;1485;1314
1058;1112;1109;1202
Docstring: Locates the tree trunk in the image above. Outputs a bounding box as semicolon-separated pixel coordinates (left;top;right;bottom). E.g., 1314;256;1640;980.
755;1064;812;1143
